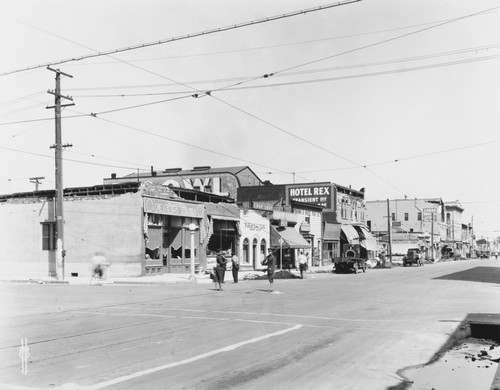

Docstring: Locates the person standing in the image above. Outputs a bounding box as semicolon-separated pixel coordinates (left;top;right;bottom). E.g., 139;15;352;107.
214;251;227;291
261;248;277;292
298;250;307;279
231;252;240;283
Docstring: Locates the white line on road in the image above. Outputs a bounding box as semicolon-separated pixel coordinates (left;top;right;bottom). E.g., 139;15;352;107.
86;324;303;389
72;311;177;319
117;306;339;320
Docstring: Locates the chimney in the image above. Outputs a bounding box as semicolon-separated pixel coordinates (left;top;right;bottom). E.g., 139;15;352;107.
111;173;117;179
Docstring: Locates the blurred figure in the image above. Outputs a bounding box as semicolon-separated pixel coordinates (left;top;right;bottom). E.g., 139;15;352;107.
90;252;110;285
231;251;240;283
298;250;307;279
261;248;276;292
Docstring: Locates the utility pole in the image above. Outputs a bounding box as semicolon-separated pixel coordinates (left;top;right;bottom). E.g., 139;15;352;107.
46;67;74;280
386;199;392;264
29;177;45;191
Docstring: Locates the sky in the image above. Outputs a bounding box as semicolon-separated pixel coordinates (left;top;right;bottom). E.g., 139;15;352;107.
1;0;499;238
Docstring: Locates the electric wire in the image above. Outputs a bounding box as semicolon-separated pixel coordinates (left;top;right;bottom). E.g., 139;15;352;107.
0;0;361;77
57;10;500;66
212;6;500;94
69;44;500;97
69;52;500;98
2;5;496;198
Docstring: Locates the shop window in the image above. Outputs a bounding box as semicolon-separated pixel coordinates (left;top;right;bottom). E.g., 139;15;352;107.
260;239;266;258
243;238;249;263
391;213;396;222
252;238;258;265
41;222;56;251
417;212;422;221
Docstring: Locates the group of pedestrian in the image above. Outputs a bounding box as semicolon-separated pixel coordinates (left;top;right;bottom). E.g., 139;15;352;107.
212;250;240;291
211;248;277;292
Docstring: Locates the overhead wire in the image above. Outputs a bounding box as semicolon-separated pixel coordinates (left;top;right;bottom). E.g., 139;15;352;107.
211;6;500;94
0;0;362;77
58;10;500;66
68;43;500;97
2;4;496;198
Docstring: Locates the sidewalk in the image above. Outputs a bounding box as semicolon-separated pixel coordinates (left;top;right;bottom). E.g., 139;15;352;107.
0;266;336;286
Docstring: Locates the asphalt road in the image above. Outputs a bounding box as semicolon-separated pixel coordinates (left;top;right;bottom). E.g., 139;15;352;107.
1;258;499;390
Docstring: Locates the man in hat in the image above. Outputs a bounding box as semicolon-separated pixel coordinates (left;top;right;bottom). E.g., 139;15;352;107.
261;248;277;292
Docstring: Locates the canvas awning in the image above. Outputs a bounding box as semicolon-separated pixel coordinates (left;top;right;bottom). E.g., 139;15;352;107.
341;224;359;244
270;225;310;249
323;223;341;241
205;203;240;221
354;225;378;251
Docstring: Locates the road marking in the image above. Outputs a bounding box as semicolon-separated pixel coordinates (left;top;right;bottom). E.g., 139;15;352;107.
119;306;340;321
87;324;303;389
73;311;177;319
0;384;40;390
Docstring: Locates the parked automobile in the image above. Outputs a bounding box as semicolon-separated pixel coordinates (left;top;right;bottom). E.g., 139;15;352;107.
403;248;423;267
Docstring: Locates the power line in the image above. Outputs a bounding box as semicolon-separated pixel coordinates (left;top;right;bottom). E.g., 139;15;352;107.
68;43;500;96
0;1;361;77
274;6;499;77
60;10;500;66
70;51;500;98
297;139;500;174
210;95;407;195
93;115;296;176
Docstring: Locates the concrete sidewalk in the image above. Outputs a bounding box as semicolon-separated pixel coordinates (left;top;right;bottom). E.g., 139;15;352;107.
0;265;336;285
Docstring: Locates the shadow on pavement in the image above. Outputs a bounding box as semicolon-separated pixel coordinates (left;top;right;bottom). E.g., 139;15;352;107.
386;313;500;390
433;267;500;284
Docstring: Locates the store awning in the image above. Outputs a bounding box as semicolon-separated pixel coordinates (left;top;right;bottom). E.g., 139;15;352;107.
341;224;359;244
323;223;341;241
354;225;378;251
270;225;310;249
205;203;240;221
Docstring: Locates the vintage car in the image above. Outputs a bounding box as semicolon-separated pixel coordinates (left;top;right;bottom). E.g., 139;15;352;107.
403;248;423;267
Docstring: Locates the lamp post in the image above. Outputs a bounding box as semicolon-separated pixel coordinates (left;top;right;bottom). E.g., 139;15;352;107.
188;223;199;281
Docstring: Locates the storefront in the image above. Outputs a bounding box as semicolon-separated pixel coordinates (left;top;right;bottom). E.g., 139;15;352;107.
353;224;378;260
269;211;310;269
204;203;241;271
143;195;205;274
239;209;270;270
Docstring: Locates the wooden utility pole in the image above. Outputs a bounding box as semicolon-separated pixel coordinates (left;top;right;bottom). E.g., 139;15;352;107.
29;176;45;191
386;199;392;264
47;67;74;280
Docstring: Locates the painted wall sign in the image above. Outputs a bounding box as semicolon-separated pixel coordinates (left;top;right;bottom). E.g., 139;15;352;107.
288;185;331;208
143;196;204;218
244;222;266;232
162;176;229;196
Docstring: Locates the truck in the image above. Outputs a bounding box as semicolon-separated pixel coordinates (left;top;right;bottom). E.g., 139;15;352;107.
334;244;367;274
403;248;423;267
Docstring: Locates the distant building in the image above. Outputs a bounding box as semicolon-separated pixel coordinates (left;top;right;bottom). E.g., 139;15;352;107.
238;182;376;266
103;166;262;199
366;198;446;260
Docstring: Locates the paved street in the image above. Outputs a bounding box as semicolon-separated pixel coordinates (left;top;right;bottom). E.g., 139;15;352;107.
1;258;499;390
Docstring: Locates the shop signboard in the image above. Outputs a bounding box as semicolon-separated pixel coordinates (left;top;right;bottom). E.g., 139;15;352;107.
272;210;297;223
143;196;204;218
288;184;331;208
252;202;274;211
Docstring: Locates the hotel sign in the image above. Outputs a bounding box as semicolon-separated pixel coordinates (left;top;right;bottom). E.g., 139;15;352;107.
143;196;204;218
288;185;331;208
